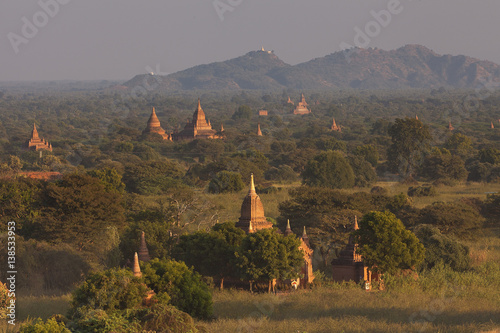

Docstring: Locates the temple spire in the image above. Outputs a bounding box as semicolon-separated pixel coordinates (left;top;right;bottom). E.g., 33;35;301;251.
133;252;142;278
284;219;292;236
257;123;262;136
138;231;150;262
197;98;202;111
32;123;40;140
249;173;256;195
220;123;224;132
491;121;495;129
354;216;359;230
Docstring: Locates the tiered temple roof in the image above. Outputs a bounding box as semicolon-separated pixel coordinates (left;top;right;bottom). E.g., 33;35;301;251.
143;107;171;140
293;94;311;115
27;123;52;151
172;99;220;141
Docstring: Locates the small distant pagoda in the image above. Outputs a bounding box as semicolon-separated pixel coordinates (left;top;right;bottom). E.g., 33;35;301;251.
172;99;220;141
257;123;263;136
27;123;52;152
330;118;341;132
491;122;495;129
293;94;311;115
287;96;294;105
143;107;171;140
448;121;454;131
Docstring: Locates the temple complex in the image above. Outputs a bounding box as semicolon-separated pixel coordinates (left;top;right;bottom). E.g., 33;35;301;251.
258;110;268;116
172;99;220;141
331;216;372;284
235;175;314;284
143;107;171;140
27;123;52;151
293;94;312;115
330;118;341;132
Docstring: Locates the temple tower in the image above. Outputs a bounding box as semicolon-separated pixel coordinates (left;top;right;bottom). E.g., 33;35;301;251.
138;231;150;262
143;107;171;140
133;252;142;278
235;174;273;233
27;123;52;151
257;123;263;136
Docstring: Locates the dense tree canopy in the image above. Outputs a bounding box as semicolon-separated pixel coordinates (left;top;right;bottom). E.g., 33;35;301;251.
353;211;425;275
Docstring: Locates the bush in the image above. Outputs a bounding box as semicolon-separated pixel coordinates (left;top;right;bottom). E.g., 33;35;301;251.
418;202;484;238
370;186;388;196
208;171;244;194
70;269;149;316
407;185;436;197
302;151;355;189
143;258;213;319
19;318;70;333
414;224;470;272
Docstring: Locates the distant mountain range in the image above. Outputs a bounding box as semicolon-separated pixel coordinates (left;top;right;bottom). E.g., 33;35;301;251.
122;45;500;91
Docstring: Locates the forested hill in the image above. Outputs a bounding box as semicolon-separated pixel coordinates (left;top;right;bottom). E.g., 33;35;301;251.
122;45;500;91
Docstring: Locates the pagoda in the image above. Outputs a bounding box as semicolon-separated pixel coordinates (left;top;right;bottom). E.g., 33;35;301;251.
331;216;371;283
143;107;171;140
330;118;341;132
257;123;263;136
235;174;273;233
172;99;220;141
293;94;311;115
27;123;52;152
448;121;454;131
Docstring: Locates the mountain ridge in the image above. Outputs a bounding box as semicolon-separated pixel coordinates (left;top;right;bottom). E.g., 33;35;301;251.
122;45;500;91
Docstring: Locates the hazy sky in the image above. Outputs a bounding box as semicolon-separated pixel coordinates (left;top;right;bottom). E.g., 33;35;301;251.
1;0;499;81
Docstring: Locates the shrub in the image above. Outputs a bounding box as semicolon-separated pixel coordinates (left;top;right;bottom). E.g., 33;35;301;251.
302;151;355;189
418;202;484;238
407;185;436;197
414;224;470;271
19;318;70;333
143;258;213;319
208;171;244;194
70;269;148;316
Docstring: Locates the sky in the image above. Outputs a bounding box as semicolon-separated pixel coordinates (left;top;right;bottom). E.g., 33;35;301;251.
1;0;499;81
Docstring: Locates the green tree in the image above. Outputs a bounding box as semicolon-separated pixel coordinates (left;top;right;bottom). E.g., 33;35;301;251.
417;202;484;238
34;174;126;251
388;118;432;178
142;258;213;319
235;229;303;292
444;133;473;158
414;224;470;271
232;105;252;120
302;151;355;189
208;171;245;194
420;152;468;182
87;167;125;193
174;223;245;290
348;155;377;187
354;144;379;167
478;148;500;164
70;269;149;315
123;160;184;195
353;211;425;275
